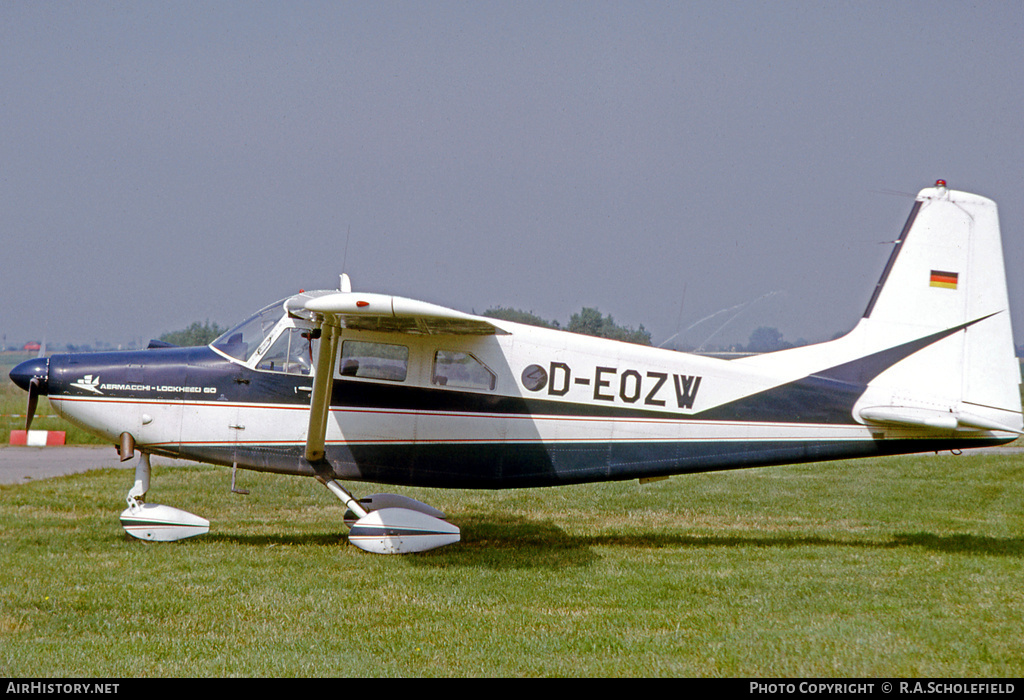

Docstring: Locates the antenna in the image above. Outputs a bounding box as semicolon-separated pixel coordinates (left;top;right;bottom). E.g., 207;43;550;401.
341;225;352;275
696;291;780;351
340;225;353;292
658;284;687;348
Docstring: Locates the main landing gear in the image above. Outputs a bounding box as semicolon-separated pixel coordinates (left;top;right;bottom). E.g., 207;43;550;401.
117;449;459;553
315;475;461;554
119;452;210;542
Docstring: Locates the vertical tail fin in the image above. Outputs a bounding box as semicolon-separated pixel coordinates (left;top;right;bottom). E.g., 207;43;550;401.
850;183;1022;433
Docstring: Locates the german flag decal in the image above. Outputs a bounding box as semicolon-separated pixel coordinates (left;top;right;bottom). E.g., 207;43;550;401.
930;270;959;289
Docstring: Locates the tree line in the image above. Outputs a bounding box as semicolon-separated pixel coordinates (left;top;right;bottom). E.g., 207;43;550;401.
155;313;796;353
155;311;654;348
159;321;226;347
483;307;652;345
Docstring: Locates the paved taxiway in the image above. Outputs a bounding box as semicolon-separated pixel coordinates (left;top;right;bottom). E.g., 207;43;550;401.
0;446;196;485
1;444;1020;486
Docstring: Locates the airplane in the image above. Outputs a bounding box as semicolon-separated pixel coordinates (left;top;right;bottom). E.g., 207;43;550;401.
9;182;1023;553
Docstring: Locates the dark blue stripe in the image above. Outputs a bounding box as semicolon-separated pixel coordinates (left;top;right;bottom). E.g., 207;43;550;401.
349;525;452;538
178;436;1010;489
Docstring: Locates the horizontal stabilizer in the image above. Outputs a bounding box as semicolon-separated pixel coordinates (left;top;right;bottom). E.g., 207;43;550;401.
858;406;1023;434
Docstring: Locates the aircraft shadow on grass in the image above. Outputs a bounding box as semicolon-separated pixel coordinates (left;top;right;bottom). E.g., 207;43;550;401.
192;515;1024;570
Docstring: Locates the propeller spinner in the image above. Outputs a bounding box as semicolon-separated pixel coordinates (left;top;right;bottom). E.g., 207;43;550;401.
9;357;49;431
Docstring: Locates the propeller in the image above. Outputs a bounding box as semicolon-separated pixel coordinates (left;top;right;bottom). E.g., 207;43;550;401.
25;378;40;431
9;357;49;432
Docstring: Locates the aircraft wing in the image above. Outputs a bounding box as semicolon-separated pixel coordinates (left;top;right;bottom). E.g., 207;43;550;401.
286;290;501;336
287;290;502;462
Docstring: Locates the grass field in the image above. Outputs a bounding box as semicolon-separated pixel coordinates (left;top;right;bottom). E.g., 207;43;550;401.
1;450;1022;677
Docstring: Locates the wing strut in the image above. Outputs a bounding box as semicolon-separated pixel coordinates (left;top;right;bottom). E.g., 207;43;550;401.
305;319;339;463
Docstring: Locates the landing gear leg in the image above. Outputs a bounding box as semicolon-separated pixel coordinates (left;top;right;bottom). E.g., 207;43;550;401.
316;476;369;519
126;452;151;508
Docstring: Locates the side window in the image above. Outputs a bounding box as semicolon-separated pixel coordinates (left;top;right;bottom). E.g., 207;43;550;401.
257;328;317;375
339;341;409;381
432;351;496;390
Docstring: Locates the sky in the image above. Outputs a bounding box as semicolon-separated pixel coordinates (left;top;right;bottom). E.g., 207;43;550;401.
3;2;1023;351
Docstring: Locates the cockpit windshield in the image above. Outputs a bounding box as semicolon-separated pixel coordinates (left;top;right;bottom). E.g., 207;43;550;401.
211;299;288;362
